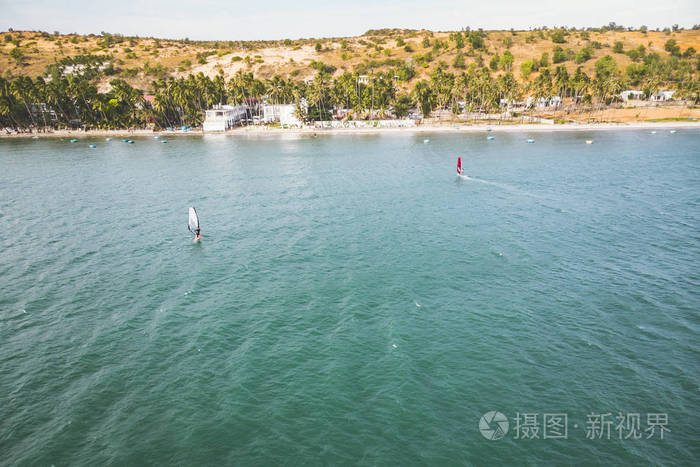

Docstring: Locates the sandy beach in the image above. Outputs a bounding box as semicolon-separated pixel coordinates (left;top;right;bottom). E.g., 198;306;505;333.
2;121;699;139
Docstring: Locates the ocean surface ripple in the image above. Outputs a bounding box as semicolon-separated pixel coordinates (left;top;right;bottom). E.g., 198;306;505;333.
1;130;698;465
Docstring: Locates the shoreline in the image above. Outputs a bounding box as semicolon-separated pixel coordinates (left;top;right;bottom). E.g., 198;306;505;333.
2;121;698;139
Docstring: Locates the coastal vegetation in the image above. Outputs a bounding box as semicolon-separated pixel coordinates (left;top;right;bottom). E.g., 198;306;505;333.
1;25;699;129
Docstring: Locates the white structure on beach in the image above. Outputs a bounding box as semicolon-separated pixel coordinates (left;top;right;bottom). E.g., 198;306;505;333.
526;96;562;108
499;98;527;109
313;119;416;129
203;104;247;131
649;90;675;102
620;90;644;101
262;103;304;127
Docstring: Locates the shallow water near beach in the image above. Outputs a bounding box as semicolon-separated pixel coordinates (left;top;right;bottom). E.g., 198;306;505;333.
1;130;699;465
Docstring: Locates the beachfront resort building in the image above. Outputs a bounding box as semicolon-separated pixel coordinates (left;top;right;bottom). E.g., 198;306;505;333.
621;90;645;101
29;103;58;123
262;103;304;127
203;105;248;131
649;91;675;102
526;96;562;109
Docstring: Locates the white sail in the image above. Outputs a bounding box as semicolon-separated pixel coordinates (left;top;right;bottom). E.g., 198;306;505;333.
188;207;200;232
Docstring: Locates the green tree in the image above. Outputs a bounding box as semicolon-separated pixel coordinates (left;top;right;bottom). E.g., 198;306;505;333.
570;66;590;102
551;30;566;43
553;65;570;97
575;47;593;64
595;55;618;80
532;67;553;98
489;54;500;71
496;72;519;104
412;80;434;116
393;93;412;117
552;46;566;63
454;32;464;49
520;60;535;78
593;55;621;102
664;39;680;57
469;30;485;50
394;62;415;81
500;50;514;71
429;67;455;110
10;47;24;65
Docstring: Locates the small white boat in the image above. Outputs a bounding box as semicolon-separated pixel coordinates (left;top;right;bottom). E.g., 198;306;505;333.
670;130;677;134
527;139;535;144
423;139;430;143
651;131;657;134
586;140;593;144
487;136;495;141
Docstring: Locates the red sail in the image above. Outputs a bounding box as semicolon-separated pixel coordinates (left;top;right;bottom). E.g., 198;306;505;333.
457;157;462;174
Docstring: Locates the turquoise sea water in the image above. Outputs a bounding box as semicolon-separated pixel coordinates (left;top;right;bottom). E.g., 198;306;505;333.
1;130;698;465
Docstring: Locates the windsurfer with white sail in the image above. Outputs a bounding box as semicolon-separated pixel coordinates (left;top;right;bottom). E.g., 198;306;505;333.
188;207;202;242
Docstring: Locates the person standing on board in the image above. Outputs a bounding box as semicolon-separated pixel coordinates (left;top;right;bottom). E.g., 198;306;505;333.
188;207;203;242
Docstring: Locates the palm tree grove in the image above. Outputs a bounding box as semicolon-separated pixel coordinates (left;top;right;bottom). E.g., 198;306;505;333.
1;24;699;130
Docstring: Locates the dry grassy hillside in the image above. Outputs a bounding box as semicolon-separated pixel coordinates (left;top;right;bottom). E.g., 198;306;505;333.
1;27;699;93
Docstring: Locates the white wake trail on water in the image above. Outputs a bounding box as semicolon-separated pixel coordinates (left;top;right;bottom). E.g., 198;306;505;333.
459;174;532;195
461;175;568;215
419;139;542;199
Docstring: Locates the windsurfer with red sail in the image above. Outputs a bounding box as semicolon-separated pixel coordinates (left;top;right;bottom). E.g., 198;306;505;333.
457;157;465;176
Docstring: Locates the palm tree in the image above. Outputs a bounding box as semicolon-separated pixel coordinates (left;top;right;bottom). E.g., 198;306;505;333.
412;80;434;118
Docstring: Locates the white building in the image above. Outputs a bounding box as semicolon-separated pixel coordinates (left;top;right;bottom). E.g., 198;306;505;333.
203;104;247;131
621;90;644;101
650;90;675;102
500;99;526;108
527;96;562;108
548;96;562;108
262;103;304;127
30;103;58;122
